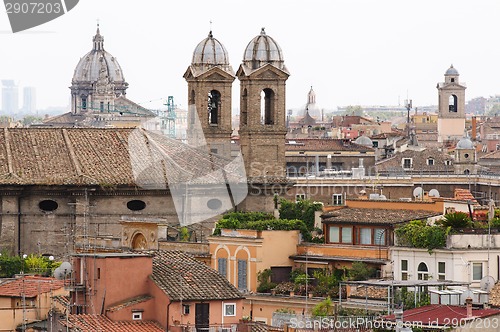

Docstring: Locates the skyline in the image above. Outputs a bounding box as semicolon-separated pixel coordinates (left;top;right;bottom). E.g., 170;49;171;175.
1;0;500;112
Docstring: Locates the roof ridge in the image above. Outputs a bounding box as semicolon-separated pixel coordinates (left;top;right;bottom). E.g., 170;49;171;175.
62;128;83;177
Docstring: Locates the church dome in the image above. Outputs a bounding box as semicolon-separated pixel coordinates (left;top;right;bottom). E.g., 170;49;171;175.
354;135;373;147
72;26;126;86
243;28;285;69
456;136;473;149
192;31;230;67
445;64;459;76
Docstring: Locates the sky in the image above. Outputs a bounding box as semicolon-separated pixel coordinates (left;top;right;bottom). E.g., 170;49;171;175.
1;0;500;112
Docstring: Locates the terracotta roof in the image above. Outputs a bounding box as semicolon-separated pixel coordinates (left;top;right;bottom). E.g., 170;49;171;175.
150;250;243;301
0;276;65;298
285;138;373;152
454;188;478;204
63;314;163;332
106;294;153;312
321;207;441;225
381;304;500;327
0;128;245;186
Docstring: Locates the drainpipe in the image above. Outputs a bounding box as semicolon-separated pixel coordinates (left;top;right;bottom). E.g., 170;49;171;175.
166;301;172;332
17;195;22;255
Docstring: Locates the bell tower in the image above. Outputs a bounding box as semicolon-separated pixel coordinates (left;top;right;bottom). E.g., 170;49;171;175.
437;64;466;143
236;28;290;179
184;31;235;158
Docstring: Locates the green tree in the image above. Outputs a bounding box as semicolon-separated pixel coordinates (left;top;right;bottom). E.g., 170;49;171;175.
312;297;334;317
349;262;377;281
22;115;43;126
395;220;449;253
343;105;364;116
438;212;472;229
257;269;276;293
279;198;323;231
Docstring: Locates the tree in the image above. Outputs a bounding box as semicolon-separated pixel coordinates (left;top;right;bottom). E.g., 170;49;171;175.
343;105;364;116
312;297;334;317
22;115;43;126
438;212;472;229
279;199;323;231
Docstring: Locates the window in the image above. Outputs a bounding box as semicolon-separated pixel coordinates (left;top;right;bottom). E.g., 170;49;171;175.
373;141;379;148
224;303;236;317
183;304;190;315
438;262;446;280
127;200;146;211
82;97;87;110
374;228;386;245
296;194;306;202
445;160;452;166
100;101;104;112
132;312;142;320
208;90;221;125
464;153;470;159
464;169;470;175
360;228;372;245
341;227;352;243
237;260;247;291
261;88;275;125
451;78;455;83
97;268;100;280
402;158;412;169
332;194;343;206
39;200;58;212
329;226;339;243
328;226;352;244
218;258;227;279
427;158;434;166
449;94;458;112
417;262;429;280
472;263;483;281
401;260;408;280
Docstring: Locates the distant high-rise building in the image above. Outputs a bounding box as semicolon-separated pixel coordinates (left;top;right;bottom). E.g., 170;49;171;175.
22;86;36;114
1;80;19;115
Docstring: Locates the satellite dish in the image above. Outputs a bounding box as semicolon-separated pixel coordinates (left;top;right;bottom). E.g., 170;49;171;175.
379;195;387;200
480;276;495;292
413;187;423;198
60;261;72;272
429;189;440;197
53;267;65;280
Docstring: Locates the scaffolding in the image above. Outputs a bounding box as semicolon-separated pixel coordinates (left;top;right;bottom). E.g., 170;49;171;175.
163;96;176;138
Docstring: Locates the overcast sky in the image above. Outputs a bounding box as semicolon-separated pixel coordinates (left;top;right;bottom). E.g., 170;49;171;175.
1;0;500;112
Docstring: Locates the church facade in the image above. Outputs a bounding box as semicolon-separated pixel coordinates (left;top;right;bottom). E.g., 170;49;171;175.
0;28;291;258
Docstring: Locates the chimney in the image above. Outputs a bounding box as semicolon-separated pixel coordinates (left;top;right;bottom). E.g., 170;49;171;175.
472;116;477;141
466;297;473;318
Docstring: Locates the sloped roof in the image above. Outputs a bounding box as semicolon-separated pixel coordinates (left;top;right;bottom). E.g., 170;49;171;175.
321;207;440;225
150;250;243;301
285;138;373;152
63;314;164;332
376;148;453;171
0;276;65;298
0;128;245;186
481;150;500;160
106;294;153;312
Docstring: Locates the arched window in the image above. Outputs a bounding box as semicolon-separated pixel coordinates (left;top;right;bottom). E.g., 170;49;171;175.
208;90;221;125
417;262;429;280
449;94;458;112
241;88;248;126
188;90;196;125
81;97;87;110
261;88;275;125
464;169;470;175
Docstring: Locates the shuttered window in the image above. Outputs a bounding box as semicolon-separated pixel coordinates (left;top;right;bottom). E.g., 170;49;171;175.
218;258;227;279
237;259;247;291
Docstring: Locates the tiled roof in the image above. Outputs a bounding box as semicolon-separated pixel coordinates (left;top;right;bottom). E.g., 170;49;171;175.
454;188;478;204
150;250;243;301
0;128;245;186
381;304;500;327
0;276;65;298
481;150;500;160
376;148;453;171
285;138;373;152
321;207;441;225
106;294;153;312
63;314;164;332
